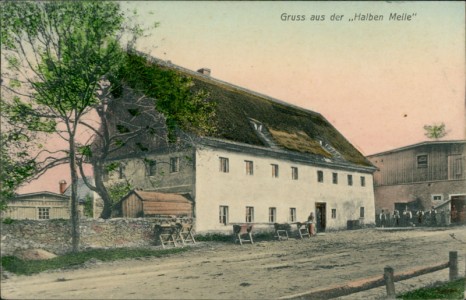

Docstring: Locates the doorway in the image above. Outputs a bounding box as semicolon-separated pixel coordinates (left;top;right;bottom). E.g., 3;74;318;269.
315;202;326;232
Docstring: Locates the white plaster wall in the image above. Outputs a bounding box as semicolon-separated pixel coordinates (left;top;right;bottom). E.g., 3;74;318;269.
195;146;375;233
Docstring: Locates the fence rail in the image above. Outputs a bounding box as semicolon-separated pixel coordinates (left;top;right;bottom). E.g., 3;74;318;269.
281;251;462;300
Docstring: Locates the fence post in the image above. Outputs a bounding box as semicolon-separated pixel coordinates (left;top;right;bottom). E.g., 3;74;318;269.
384;266;396;299
449;251;458;281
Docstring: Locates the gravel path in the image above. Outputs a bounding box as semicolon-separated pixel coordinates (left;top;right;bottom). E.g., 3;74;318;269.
1;226;465;299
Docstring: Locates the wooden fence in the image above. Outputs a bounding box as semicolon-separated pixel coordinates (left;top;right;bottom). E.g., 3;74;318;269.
281;251;463;300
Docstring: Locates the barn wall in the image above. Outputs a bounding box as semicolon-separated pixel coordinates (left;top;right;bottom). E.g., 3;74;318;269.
374;180;466;213
122;194;143;218
369;143;466;186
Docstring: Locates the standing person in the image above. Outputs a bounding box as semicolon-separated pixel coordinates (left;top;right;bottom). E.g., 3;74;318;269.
417;210;424;225
379;209;387;228
404;207;412;226
430;206;437;226
393;210;400;227
307;212;316;236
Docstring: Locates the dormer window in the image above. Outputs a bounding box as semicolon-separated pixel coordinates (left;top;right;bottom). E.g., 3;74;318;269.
250;119;263;132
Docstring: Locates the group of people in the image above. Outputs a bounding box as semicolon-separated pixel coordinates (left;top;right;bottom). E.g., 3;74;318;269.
378;206;451;227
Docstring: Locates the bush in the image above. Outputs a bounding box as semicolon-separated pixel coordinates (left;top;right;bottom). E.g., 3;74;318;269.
2;217;15;224
397;278;465;299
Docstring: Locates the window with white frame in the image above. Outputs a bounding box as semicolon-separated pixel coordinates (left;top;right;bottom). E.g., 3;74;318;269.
219;206;229;225
289;207;297;222
347;174;353;186
360;176;366;187
246;206;254;223
269;207;277;223
317;170;324;183
38;207;50;220
245;160;254;175
219;157;229;173
431;194;443;201
332;172;338;184
170;157;180;173
291;167;299;180
271;164;279;178
331;209;337;219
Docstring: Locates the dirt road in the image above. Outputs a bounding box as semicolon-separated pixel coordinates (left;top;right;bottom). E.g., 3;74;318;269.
2;227;465;299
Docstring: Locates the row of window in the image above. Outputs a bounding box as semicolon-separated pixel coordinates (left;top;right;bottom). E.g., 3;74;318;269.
219;206;365;224
220;157;366;186
112;157;181;179
219;206;297;224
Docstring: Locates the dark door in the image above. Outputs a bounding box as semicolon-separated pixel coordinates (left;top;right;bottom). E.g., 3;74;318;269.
315;202;326;232
451;196;466;224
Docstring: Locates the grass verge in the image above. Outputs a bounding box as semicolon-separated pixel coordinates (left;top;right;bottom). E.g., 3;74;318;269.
397;278;465;299
1;247;189;276
195;231;277;242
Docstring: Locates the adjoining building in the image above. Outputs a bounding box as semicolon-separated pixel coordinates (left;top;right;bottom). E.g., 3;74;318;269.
3;178;95;220
367;140;466;224
2;191;70;220
101;52;377;233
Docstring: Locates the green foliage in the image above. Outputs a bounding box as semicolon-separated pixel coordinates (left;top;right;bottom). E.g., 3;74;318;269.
83;194;93;218
107;181;133;203
195;231;276;242
2;1;126;117
397;278;465;299
2;217;15;225
118;53;217;141
424;123;447;140
0;133;37;210
1;247;189;276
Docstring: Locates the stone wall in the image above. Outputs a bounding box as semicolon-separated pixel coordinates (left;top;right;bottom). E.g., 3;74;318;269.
1;218;192;256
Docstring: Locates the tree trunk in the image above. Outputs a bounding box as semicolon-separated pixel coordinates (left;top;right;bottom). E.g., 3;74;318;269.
93;160;114;219
69;139;80;253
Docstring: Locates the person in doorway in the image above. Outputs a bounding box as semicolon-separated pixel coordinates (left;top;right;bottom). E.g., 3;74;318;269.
307;212;316;236
451;205;458;223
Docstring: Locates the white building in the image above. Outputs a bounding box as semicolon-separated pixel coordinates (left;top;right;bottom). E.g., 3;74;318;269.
103;53;377;233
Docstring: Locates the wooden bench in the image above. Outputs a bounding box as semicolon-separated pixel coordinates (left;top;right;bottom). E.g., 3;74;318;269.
274;223;290;240
233;224;254;245
296;222;311;239
154;224;178;248
175;223;196;245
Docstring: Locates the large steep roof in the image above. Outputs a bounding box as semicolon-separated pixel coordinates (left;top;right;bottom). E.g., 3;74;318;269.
139;54;372;168
111;52;373;169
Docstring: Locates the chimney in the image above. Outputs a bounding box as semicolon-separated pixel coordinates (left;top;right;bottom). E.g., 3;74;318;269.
59;180;67;194
197;68;211;76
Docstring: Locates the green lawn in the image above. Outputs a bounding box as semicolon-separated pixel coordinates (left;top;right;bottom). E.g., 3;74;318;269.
1;247;189;276
397;278;465;299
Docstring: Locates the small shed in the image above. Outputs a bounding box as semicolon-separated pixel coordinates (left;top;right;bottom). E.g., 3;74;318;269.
118;190;193;218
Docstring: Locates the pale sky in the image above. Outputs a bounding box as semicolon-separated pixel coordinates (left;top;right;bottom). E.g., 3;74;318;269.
17;1;465;194
129;1;465;155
